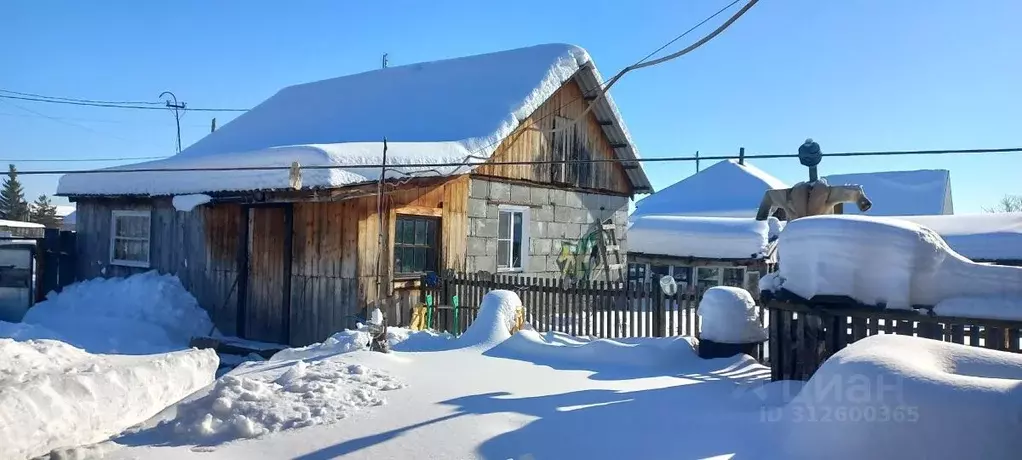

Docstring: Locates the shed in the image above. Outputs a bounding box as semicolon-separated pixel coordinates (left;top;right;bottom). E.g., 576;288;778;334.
57;43;652;346
626;215;782;294
631;159;787;219
824;169;953;216
0;219;45;239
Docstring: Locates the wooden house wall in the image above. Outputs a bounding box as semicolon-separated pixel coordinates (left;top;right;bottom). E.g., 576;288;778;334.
473;79;634;196
74;198;242;334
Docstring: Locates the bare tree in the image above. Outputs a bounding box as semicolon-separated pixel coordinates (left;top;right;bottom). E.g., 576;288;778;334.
984;195;1022;213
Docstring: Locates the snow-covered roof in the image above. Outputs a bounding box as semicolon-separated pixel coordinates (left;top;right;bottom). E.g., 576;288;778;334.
57;44;650;197
824;169;952;216
627;215;782;260
890;213;1022;262
0;219;44;229
632;160;787;219
54;205;75;218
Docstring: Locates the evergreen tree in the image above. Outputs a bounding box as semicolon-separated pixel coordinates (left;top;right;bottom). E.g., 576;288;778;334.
0;164;29;221
30;195;59;228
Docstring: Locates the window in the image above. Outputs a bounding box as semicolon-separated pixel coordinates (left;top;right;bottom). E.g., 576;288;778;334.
110;210;151;268
394;215;439;276
497;206;529;271
671;265;693;290
696;267;721;290
722;267;746;287
627;263;646;282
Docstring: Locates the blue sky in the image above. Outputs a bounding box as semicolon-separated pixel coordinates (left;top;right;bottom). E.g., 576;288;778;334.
2;0;1020;212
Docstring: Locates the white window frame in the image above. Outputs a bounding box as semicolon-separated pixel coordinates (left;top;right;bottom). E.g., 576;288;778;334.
496;205;530;272
109;209;151;268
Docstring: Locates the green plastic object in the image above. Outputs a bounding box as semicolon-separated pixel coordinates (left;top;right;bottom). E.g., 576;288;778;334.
452;294;460;336
425;294;434;329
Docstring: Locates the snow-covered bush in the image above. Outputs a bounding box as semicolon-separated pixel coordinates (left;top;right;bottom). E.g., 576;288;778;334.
697;286;768;344
458;290;524;349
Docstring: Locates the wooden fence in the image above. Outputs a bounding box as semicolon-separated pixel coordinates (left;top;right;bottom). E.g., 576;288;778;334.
764;298;1022;381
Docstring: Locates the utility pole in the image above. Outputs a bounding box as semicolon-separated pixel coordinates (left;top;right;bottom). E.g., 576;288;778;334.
382;53;389;69
160;91;186;153
695;150;700;173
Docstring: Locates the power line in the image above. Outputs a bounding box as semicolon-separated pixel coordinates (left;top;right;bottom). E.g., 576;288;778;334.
0;156;167;163
0;89;164;106
634;0;743;66
19;146;1022;176
0;94;248;112
0;98;138;143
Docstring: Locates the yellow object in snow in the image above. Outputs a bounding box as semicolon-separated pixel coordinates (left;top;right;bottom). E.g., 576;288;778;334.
409;305;428;331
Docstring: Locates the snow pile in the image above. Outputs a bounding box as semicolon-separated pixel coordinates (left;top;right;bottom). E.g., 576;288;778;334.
58;44;646;196
632;160;787;219
272;326;449;361
758;272;783;293
0;320;66;342
628;215;778;259
172;194;212;212
777;215;1022;309
16;271;216;353
933;296;1022;321
697;287;768;344
824;169;951;216
457;290;523;350
0;339;218;459
892;212;1022;261
780;334;1022;459
163;358;404;443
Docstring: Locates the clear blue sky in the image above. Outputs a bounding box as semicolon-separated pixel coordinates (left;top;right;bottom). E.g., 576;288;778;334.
2;0;1020;212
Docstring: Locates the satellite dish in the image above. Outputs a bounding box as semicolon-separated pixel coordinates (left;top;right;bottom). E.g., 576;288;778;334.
659;275;678;296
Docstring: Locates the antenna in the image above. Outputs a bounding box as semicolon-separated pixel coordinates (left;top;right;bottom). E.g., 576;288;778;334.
382;53;389;69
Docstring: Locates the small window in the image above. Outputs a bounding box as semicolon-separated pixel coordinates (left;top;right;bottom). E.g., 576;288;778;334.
696;267;721;290
394;215;439;276
723;267;746;287
672;265;693;289
110;210;151;268
497;206;529;271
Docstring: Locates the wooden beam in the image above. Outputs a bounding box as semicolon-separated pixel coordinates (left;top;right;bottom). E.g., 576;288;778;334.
281;203;294;345
392;206;443;217
584;95;598;102
235;206;250;338
597;120;614;126
610;143;629;149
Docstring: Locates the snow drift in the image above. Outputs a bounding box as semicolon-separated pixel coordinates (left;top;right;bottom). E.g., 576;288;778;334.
776;215;1022;309
627;215;779;260
457;290;524;350
161;358;404;443
780;334;1022;459
892;212;1022;262
0;339;218;459
697;287;768;344
15;271;216;353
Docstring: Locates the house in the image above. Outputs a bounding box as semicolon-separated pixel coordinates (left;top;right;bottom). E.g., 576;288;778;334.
0;219;45;239
892;213;1022;265
626;215;781;294
631;159;787;219
824;169;953;216
56;44;652;346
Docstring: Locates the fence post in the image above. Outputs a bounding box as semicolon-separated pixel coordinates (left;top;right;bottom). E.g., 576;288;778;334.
40;229;60;297
653;289;665;337
57;231;77;291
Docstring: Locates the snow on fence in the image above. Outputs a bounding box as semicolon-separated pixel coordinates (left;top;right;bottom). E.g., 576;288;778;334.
764;297;1022;382
418;273;770;363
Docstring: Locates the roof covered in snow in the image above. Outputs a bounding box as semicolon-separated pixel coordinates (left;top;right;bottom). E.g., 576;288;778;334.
632;160;787;219
824;169;952;216
890;213;1022;262
57;44;650;197
627;215;782;260
54;205;75;218
0;219;44;229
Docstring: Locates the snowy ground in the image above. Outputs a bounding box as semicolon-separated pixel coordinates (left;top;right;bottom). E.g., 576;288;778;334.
103;330;777;459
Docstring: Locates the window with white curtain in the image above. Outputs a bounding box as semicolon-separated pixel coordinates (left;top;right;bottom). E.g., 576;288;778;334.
109;210;151;267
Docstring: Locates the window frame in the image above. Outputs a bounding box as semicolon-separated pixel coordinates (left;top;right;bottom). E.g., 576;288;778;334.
392;214;441;278
496;204;530;273
109;209;151;268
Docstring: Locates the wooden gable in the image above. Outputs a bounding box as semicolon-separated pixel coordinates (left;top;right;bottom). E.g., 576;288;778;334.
473;79;634;196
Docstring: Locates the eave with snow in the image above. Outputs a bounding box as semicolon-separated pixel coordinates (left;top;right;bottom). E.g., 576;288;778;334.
59;44;650;347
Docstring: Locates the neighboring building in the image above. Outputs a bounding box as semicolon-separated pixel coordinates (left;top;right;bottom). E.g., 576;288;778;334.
631;159;787;219
824;169;953;216
57;44;652;346
0;219;45;239
626;215;781;294
56;205;76;231
893;213;1022;265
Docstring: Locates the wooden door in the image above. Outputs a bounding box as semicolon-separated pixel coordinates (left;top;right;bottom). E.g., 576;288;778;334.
244;206;289;343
